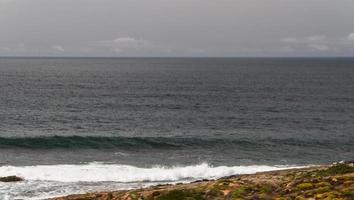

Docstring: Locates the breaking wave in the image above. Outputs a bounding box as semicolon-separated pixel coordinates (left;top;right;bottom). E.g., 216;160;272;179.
0;163;304;200
0;162;298;182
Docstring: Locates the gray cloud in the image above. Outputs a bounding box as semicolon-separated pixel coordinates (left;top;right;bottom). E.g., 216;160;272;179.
1;0;354;57
348;33;354;41
92;37;152;53
281;35;327;44
280;34;354;54
52;45;65;52
308;44;330;52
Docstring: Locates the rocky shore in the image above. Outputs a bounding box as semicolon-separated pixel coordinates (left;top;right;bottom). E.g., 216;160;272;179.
51;163;353;200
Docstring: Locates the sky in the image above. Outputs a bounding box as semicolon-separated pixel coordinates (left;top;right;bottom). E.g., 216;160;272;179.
0;0;354;57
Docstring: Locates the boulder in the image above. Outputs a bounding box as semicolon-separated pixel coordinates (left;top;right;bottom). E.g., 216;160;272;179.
0;176;24;182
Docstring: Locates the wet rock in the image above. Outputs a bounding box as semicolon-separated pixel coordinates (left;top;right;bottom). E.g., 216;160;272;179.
0;176;24;182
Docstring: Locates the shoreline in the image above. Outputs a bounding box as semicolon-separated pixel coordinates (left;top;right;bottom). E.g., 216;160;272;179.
51;163;353;200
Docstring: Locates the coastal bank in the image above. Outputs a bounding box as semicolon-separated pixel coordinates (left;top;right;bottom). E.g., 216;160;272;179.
51;163;354;200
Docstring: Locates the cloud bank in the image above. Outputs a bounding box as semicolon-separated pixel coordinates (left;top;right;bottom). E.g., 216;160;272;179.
1;0;354;57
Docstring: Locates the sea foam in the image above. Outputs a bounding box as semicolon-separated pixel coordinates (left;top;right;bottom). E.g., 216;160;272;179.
0;162;297;182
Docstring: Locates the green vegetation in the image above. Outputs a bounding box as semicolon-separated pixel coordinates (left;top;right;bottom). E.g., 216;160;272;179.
230;186;246;199
259;183;273;193
156;189;204;200
296;182;313;190
316;163;354;177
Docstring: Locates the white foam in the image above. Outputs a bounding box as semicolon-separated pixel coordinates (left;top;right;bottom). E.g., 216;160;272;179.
0;163;304;200
0;163;297;183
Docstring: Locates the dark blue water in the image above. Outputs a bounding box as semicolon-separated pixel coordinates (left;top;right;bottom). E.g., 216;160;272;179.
0;58;353;166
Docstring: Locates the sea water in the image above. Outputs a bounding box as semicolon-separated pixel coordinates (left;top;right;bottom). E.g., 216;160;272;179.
0;58;353;199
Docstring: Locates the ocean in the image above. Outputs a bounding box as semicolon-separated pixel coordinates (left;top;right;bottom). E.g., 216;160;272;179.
0;58;353;199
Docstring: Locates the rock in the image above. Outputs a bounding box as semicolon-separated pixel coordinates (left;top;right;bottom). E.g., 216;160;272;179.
0;176;24;182
152;191;161;197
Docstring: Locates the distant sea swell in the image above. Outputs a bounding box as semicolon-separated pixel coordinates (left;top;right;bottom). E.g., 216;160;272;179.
0;136;352;150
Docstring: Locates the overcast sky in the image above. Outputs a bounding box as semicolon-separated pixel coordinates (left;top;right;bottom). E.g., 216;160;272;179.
1;0;354;57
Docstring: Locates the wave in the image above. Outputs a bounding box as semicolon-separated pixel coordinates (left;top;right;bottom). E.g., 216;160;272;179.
0;163;303;200
0;163;299;182
0;135;350;150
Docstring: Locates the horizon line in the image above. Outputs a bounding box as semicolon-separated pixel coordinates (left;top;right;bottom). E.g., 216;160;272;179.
1;56;354;59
